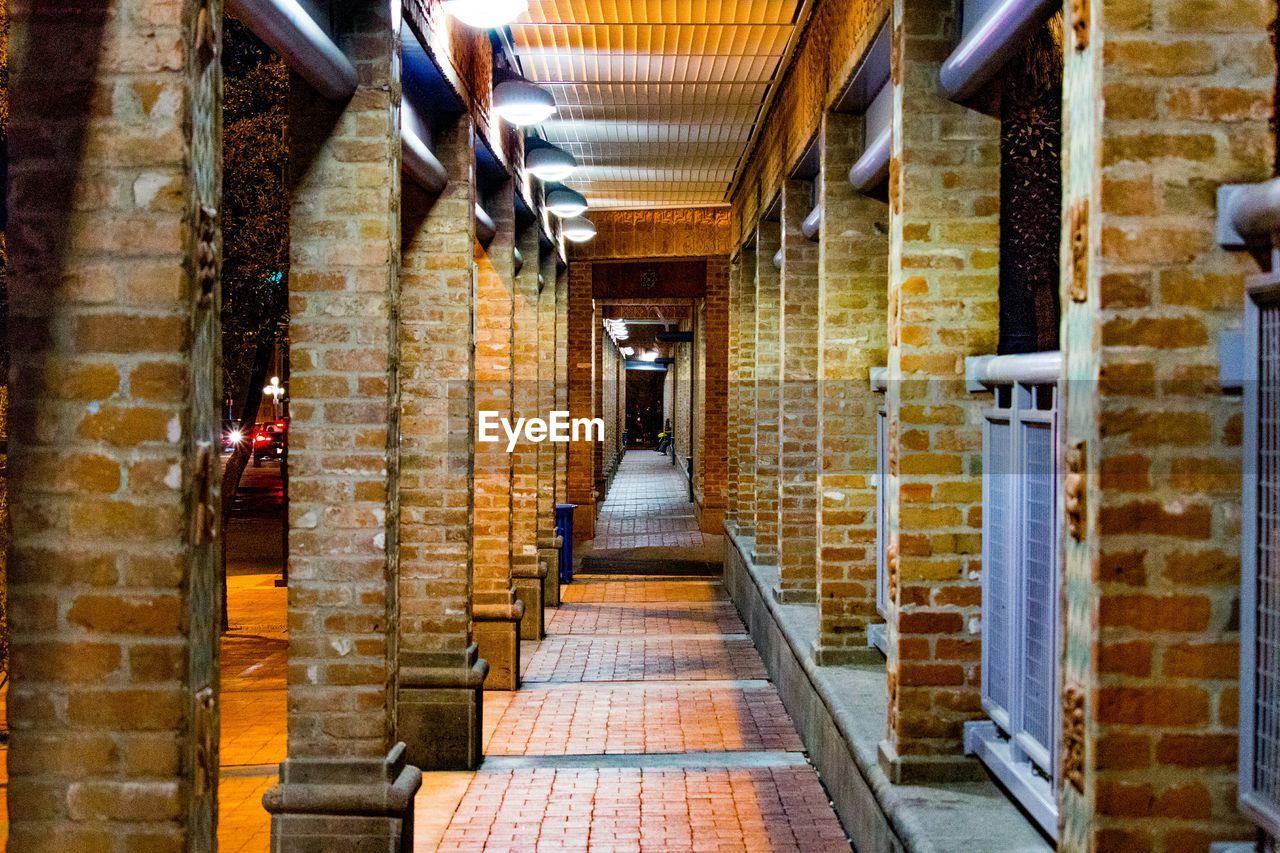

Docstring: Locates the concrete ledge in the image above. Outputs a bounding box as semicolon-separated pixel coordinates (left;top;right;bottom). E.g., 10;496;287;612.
724;530;1052;853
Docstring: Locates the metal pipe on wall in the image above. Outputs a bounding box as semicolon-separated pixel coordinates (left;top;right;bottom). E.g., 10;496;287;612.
226;0;358;100
401;107;448;195
849;125;891;194
801;206;822;242
475;204;497;248
938;0;1059;103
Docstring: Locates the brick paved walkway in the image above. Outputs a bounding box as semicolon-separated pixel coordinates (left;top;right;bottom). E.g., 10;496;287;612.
423;577;852;852
592;454;708;551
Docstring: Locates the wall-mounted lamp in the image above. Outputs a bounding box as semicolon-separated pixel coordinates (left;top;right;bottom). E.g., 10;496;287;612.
546;185;589;218
526;144;578;182
493;74;556;126
563;216;597;243
443;0;528;29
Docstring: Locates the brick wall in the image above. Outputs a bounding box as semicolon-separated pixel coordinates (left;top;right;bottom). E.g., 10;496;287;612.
754;221;783;566
698;258;730;532
816;111;889;662
7;0;222;846
778;179;821;603
397;114;479;766
882;0;1000;780
510;223;541;580
736;246;758;538
1058;0;1273;847
567;262;596;539
727;255;743;529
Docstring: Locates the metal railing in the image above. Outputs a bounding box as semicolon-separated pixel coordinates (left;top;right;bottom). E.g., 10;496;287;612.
964;350;1062;840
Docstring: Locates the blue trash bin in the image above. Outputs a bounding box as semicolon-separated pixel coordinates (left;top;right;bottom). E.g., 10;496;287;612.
555;504;577;585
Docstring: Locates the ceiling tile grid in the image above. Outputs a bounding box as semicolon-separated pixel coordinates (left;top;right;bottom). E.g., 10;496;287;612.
511;0;804;209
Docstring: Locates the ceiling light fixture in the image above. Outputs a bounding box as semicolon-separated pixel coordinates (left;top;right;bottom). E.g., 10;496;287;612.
563;216;597;243
526;144;578;182
546;186;589;218
442;0;528;29
493;75;556;126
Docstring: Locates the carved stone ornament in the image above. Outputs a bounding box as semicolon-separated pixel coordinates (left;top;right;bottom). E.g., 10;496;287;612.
1062;683;1086;793
194;687;217;797
888;416;899;477
887;542;900;602
1068;200;1088;303
197;205;218;308
1065;440;1087;541
1070;0;1090;51
192;442;217;546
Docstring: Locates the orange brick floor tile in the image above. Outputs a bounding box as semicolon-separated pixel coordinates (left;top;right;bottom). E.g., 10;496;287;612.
591;455;711;551
420;568;850;851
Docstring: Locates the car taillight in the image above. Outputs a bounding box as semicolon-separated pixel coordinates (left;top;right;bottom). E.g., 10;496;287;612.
253;432;272;445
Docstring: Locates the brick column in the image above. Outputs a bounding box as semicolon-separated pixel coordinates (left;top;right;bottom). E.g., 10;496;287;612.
567;263;596;540
698;258;730;533
1058;1;1271;847
511;222;545;641
267;2;421;846
554;264;571;552
397;116;486;770
473;179;523;690
880;0;1000;783
737;244;758;538
753;220;783;566
726;253;743;531
7;1;222;847
816;112;889;664
777;180;820;603
537;248;561;607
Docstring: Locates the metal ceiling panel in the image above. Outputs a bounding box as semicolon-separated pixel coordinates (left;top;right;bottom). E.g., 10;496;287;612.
511;0;804;209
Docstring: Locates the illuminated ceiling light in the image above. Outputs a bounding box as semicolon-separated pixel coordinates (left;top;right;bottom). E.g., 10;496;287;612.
563;216;597;243
621;347;635;357
546;186;588;218
442;0;528;28
493;76;556;126
526;144;578;182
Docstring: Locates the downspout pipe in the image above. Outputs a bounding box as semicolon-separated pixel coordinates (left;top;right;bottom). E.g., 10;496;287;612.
938;0;1059;103
225;0;358;100
514;247;524;276
801;206;822;242
475;204;497;248
849;124;891;194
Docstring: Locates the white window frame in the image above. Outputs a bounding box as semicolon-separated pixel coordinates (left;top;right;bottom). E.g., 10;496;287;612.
869;367;889;656
1239;271;1280;839
964;351;1062;840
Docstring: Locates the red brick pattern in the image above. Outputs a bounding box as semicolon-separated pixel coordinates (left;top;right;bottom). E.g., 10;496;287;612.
568;263;597;539
698;258;731;532
437;767;850;852
753;222;783;566
284;8;401;761
547;603;746;637
734;247;758;538
511;223;544;578
881;0;1000;774
778;180;821;603
816;111;889;660
8;0;219;844
399;116;477;671
522;637;765;683
1058;0;1273;847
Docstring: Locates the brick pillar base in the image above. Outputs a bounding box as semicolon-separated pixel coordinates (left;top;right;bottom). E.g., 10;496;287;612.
264;745;422;852
397;645;488;771
540;547;561;607
513;565;547;640
474;596;525;690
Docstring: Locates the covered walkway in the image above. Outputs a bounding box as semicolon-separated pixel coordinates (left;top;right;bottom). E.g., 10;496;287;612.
419;574;850;852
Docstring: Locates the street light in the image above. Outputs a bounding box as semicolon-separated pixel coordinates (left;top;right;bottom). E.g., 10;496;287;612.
263;375;285;418
563;216;597;243
546;186;589;218
526;143;578;182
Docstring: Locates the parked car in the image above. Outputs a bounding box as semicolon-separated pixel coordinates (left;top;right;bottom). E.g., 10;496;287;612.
252;421;288;466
